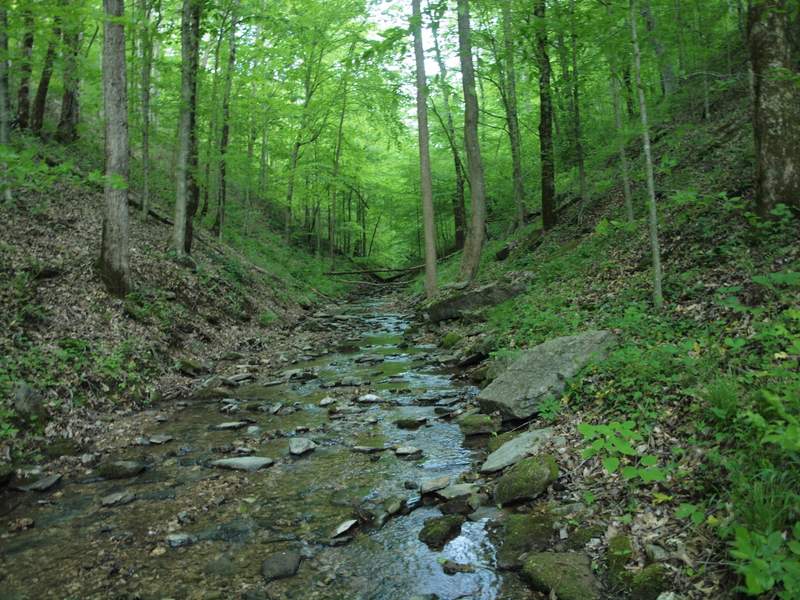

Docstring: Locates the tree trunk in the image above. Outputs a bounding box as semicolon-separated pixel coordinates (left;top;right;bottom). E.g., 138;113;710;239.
429;3;467;249
747;0;800;217
139;0;155;217
16;9;35;130
213;6;237;241
622;65;636;118
258;124;269;199
174;0;201;256
57;5;81;144
31;18;61;136
641;0;677;96
201;25;225;219
610;69;634;221
502;0;527;228
412;0;437;298
631;0;664;310
535;0;557;230
0;7;12;203
569;0;589;209
99;0;131;296
456;0;487;282
184;1;201;254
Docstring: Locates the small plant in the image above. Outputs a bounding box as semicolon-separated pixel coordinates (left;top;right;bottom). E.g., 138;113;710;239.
537;395;562;423
578;420;667;483
258;309;278;327
730;524;800;597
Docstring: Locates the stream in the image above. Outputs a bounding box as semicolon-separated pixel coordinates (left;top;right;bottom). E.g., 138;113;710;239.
0;301;530;600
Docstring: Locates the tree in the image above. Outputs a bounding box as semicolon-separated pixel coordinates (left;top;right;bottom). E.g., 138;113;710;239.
412;0;437;298
31;15;61;136
630;0;663;309
568;0;589;209
534;0;557;230
139;0;160;217
747;0;800;217
0;6;11;203
56;2;81;144
98;0;132;295
16;8;35;130
429;1;467;249
456;0;487;281
501;0;527;228
173;0;202;256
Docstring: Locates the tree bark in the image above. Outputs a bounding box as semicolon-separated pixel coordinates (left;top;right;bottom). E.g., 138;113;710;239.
631;0;664;310
502;0;527;228
456;0;487;282
569;0;589;209
16;9;35;130
0;7;12;203
139;0;156;217
213;4;238;241
184;1;201;254
57;4;81;144
747;0;800;217
31;17;61;136
201;23;226;219
534;0;557;230
174;0;201;256
429;2;467;249
412;0;437;298
99;0;131;296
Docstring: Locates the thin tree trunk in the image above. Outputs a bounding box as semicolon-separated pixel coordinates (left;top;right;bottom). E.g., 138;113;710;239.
610;70;634;221
412;0;437;298
139;0;154;217
429;3;466;249
456;0;487;282
184;0;201;254
747;0;800;216
99;0;131;296
569;0;589;208
174;0;201;256
200;25;225;219
631;0;663;310
502;0;527;228
535;0;557;230
258;124;268;199
213;5;237;241
57;4;81;144
622;65;636;118
31;18;61;136
641;0;677;96
16;9;35;130
0;7;12;203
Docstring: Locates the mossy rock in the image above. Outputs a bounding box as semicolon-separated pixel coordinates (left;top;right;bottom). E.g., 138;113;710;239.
607;534;634;586
457;414;500;436
522;552;601;600
97;460;146;480
631;564;669;600
487;431;518;453
564;524;604;550
441;331;463;349
176;356;211;376
496;507;557;569
418;515;465;550
43;438;82;459
494;455;558;506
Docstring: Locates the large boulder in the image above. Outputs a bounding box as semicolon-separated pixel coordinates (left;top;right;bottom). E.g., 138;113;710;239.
480;428;554;473
478;331;616;420
423;281;527;323
522;552;601;600
494;455;558;506
418;515;465;550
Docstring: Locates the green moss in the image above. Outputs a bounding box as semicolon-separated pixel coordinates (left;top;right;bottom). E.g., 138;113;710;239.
487;431;518;453
630;564;669;600
564;524;604;550
418;515;465;549
441;331;463;349
496;506;557;568
522;552;601;600
494;454;558;506
607;534;634;586
457;413;499;436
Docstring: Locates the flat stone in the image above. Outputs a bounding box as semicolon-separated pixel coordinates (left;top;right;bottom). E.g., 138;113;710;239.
478;331;616;420
289;438;317;455
357;393;382;403
352;445;386;454
97;460;146;480
395;446;422;457
101;491;136;507
319;396;336;407
211;421;250;431
261;549;301;583
436;483;479;501
332;519;358;538
418;515;465;550
522;552;601;600
166;533;194;548
149;434;174;445
395;416;427;430
420;475;451;494
457;413;500;436
481;428;554;473
210;457;274;472
17;473;62;492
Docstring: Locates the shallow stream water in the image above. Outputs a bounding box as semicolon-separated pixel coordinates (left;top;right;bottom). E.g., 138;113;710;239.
0;302;528;600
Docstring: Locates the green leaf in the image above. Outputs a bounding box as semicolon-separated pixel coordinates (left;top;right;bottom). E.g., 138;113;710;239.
639;467;666;482
640;455;658;467
603;456;620;473
621;466;638;480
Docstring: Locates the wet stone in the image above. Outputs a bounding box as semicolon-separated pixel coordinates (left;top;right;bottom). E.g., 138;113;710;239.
210;457;274;472
166;533;195;548
261;549;302;583
418;515;465;550
101;491;136;507
97;460;146;480
15;473;62;492
420;475;451;495
289;437;317;455
211;421;250;431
